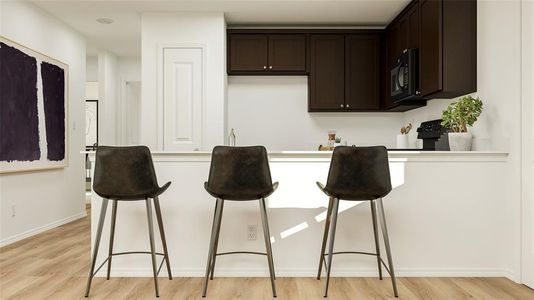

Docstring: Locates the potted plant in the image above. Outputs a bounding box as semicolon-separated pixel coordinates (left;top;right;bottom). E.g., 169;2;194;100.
441;95;483;151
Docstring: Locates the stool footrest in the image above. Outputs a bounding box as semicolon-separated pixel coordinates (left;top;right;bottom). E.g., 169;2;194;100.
321;252;393;277
90;252;168;278
324;251;376;257
216;251;267;257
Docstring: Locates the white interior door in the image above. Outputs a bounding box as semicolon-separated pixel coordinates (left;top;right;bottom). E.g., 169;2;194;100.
521;0;534;289
163;47;203;151
120;81;141;145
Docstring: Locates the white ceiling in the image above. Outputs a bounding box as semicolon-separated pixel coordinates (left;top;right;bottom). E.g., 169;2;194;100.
31;0;410;57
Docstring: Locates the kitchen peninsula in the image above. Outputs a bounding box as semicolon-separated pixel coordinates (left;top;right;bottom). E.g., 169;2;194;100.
86;150;510;277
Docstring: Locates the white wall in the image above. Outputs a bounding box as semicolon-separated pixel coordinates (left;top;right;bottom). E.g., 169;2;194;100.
228;76;405;150
86;55;141;146
402;0;523;281
98;51;119;145
0;1;86;245
86;56;98;82
117;56;141;82
141;12;227;150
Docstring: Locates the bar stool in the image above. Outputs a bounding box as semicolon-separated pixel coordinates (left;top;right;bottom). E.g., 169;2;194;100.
85;146;172;298
202;146;278;298
316;146;398;298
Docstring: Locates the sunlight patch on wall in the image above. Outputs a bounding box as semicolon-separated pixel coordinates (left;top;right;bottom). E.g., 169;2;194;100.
280;222;309;239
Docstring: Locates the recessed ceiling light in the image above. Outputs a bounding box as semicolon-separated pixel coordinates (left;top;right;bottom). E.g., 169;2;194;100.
96;18;114;25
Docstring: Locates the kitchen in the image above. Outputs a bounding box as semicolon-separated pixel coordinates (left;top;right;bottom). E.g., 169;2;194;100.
0;0;533;299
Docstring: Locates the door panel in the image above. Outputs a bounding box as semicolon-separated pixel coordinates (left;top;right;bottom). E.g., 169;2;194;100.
268;35;306;72
521;0;534;288
229;34;268;72
309;35;345;111
346;35;381;110
419;0;443;96
163;47;203;151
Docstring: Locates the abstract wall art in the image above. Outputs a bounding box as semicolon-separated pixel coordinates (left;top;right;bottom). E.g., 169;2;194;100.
85;100;98;149
0;36;69;173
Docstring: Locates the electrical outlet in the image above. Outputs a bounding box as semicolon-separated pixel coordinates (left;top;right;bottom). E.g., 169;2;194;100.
247;224;258;241
11;204;16;217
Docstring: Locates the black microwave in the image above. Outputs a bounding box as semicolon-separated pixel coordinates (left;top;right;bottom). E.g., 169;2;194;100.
391;48;420;102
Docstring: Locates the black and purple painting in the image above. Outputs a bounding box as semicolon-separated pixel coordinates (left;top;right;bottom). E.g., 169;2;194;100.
0;37;68;173
41;61;66;161
0;42;40;162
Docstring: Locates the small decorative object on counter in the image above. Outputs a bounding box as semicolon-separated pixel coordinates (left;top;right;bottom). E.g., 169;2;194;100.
327;130;336;147
319;131;340;151
441;95;483;151
396;123;412;148
227;128;236;146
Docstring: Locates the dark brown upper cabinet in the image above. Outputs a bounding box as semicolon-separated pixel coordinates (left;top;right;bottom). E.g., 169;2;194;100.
268;35;307;72
345;34;381;111
228;33;306;74
419;0;442;96
229;34;268;72
384;0;425;111
309;35;345;111
419;0;477;99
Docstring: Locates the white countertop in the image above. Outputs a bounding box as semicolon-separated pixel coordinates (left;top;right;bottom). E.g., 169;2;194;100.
82;150;509;162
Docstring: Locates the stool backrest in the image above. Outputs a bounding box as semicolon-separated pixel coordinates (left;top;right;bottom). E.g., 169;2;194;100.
206;146;273;200
325;146;392;200
93;146;159;199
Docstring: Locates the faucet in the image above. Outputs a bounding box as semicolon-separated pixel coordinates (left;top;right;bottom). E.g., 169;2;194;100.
227;128;236;146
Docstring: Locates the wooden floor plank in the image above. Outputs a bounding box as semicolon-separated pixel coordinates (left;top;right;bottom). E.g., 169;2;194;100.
1;207;533;299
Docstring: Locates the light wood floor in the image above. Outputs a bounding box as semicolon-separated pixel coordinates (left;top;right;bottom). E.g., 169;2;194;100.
1;206;533;300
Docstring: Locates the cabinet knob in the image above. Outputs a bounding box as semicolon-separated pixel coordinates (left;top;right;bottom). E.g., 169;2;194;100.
340;104;344;108
269;66;273;69
263;66;267;69
416;91;421;95
346;104;350;108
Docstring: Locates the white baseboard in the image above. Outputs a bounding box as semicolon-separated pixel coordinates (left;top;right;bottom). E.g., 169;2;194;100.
100;267;514;278
0;211;87;247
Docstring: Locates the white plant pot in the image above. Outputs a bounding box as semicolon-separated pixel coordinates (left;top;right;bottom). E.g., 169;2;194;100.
448;132;473;151
396;134;409;148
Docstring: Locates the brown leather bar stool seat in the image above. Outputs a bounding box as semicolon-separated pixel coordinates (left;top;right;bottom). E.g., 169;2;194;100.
85;146;172;298
316;146;398;298
202;146;278;298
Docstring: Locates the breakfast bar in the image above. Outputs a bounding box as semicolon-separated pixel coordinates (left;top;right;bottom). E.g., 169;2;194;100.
86;150;510;278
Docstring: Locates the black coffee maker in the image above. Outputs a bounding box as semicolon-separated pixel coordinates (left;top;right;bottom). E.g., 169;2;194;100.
417;119;450;151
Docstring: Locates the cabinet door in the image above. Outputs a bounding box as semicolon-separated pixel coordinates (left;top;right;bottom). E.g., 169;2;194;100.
419;0;443;96
229;34;268;72
406;3;420;50
309;35;345;111
345;35;381;110
268;35;306;72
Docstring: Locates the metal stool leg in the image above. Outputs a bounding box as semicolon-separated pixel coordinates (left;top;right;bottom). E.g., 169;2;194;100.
202;199;223;297
377;198;398;297
106;200;118;280
260;198;277;298
145;198;160;297
324;197;340;298
370;200;383;280
317;197;334;279
154;196;172;280
85;198;109;297
209;200;224;280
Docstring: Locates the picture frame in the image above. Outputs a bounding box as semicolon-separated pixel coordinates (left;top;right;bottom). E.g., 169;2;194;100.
0;36;69;173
